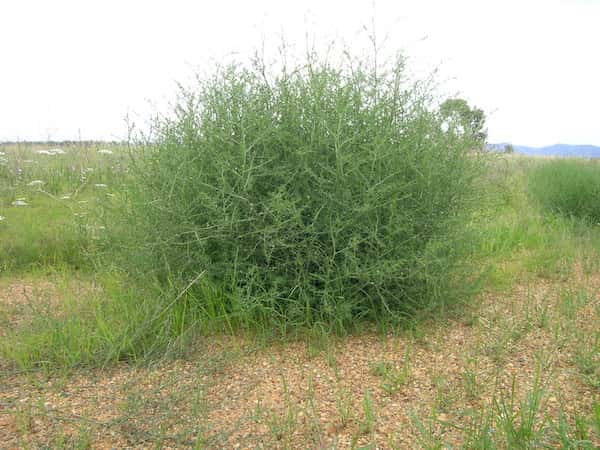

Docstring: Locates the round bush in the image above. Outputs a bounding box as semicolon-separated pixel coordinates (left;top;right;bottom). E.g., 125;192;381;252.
118;53;484;330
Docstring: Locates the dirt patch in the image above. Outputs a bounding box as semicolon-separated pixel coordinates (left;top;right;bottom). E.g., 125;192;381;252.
1;276;599;448
0;276;98;336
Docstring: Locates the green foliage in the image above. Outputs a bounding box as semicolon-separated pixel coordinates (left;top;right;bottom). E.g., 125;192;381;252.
0;196;89;272
439;98;487;145
114;51;484;332
529;159;600;223
0;272;199;370
370;351;411;395
0;143;126;273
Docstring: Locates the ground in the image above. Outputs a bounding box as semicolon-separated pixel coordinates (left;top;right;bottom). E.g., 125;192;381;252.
1;270;599;448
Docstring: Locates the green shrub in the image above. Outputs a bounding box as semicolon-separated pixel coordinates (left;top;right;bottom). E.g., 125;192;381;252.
529;159;600;223
112;51;485;332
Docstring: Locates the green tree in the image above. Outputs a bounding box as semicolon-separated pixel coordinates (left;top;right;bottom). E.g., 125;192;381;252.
440;98;487;145
504;143;515;154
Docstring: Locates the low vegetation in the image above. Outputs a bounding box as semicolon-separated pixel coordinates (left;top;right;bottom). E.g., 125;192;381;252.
529;158;600;223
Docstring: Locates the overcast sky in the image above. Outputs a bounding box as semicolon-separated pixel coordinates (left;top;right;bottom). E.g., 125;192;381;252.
1;0;599;146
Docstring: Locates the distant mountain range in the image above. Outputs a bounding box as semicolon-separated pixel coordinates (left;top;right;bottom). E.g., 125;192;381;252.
489;143;600;158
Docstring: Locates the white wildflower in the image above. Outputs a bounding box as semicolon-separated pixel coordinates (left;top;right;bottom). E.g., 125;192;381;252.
37;148;65;155
28;180;45;186
60;194;71;200
12;199;28;206
94;183;108;188
98;149;113;155
0;216;5;221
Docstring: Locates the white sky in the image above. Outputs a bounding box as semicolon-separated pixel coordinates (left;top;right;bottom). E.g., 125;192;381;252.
1;0;599;146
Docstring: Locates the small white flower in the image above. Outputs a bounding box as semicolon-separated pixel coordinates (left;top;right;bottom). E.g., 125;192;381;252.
94;183;108;188
0;215;5;221
23;159;35;163
28;180;45;186
0;151;5;156
98;149;113;155
85;167;94;172
60;194;71;200
37;148;65;155
12;199;28;206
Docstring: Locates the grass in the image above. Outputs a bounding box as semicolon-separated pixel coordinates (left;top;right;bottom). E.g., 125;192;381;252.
0;142;126;273
370;346;411;395
471;156;600;290
529;158;600;223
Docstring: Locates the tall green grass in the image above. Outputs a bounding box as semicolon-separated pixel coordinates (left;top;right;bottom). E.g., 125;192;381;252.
0;143;125;272
529;159;600;223
0;196;88;272
472;156;600;288
110;50;486;333
0;272;200;370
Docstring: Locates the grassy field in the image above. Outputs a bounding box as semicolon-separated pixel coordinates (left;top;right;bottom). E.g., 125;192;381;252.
0;142;599;448
0;55;599;449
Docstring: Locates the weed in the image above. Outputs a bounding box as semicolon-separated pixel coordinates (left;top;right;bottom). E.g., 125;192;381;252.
411;413;444;450
593;402;600;436
552;411;594;449
572;330;600;389
305;376;325;446
266;374;298;445
359;389;376;436
370;347;411;395
462;357;482;401
430;372;456;413
492;372;549;448
335;386;354;428
54;427;92;449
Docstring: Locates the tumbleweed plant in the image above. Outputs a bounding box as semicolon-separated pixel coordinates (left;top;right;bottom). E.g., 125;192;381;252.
112;47;485;335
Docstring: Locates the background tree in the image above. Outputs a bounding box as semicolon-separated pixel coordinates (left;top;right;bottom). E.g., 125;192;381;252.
440;98;487;146
504;143;515;154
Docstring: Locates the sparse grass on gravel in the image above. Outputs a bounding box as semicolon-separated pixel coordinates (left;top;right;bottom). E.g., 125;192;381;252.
1;272;599;448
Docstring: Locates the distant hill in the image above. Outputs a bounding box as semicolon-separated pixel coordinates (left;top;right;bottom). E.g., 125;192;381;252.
490;143;600;158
